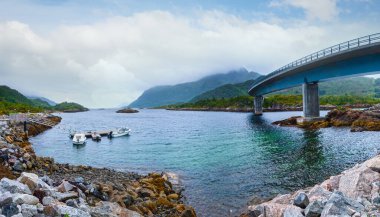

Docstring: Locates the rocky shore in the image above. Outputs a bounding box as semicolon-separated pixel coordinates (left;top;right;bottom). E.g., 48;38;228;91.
241;153;380;217
273;105;380;132
0;113;196;217
166;105;366;113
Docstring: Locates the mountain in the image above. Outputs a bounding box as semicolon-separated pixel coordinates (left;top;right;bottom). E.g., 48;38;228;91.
190;80;255;102
28;96;57;106
128;68;261;108
0;85;88;114
0;85;35;105
189;77;379;103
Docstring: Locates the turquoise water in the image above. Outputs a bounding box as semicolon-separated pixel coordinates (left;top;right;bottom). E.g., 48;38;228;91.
30;109;380;216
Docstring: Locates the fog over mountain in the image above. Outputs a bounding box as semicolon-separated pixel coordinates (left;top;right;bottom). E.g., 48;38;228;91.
0;0;378;108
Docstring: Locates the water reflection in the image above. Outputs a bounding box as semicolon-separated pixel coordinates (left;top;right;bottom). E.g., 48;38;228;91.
246;114;327;195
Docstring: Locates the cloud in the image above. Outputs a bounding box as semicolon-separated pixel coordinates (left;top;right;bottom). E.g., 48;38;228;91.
0;9;376;108
270;0;339;21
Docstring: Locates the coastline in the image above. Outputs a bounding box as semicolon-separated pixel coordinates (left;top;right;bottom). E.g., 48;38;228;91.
165;104;372;113
0;113;196;216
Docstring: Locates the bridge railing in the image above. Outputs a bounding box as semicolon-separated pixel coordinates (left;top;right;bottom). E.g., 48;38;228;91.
251;33;380;87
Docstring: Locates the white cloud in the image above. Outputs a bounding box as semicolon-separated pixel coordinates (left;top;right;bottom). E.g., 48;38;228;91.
271;0;339;21
0;10;376;108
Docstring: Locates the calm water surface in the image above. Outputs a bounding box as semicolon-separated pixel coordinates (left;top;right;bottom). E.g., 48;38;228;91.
30;109;380;216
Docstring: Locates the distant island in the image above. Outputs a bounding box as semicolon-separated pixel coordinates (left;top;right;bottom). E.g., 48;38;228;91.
0;85;88;114
116;108;139;113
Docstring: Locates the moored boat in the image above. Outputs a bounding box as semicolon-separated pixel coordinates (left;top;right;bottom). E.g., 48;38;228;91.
108;128;131;138
72;133;86;145
91;132;101;141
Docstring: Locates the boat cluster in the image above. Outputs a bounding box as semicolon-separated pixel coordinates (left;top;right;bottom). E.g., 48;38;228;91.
71;128;131;145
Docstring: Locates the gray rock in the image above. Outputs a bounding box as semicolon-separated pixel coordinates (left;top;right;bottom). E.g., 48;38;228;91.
305;200;324;217
55;205;91;217
283;205;304;217
90;201;142;217
12;161;24;172
74;177;84;183
54;191;78;202
40;176;53;186
1;202;19;217
66;199;79;208
17;172;39;193
42;196;55;206
0;178;31;194
57;180;75;193
294;192;310;208
321;191;364;217
21;204;37;217
0;192;12;206
13;194;39;205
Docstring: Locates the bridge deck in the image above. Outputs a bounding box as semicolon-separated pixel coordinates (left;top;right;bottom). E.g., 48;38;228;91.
249;33;380;96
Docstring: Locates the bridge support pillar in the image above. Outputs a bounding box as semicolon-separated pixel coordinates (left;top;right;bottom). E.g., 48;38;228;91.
303;82;320;118
254;95;264;116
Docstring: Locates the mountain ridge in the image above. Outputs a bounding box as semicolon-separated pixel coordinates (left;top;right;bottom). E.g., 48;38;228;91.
128;68;261;108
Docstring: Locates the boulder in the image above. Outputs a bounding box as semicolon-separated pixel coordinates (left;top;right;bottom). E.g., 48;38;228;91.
293;192;309;208
13;194;40;205
305;200;324;217
57;180;76;193
1;202;20;216
338;166;380;199
90;201;143;217
0;178;31;194
248;202;296;217
42;196;56;206
17;172;39;193
366;156;380;172
0;191;12;206
44;204;91;217
321;191;364;217
307;186;332;203
283;205;304;217
20;204;38;217
54;191;78;202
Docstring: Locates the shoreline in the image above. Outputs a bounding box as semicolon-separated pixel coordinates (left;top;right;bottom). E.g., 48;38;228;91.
0;113;196;216
165;105;371;113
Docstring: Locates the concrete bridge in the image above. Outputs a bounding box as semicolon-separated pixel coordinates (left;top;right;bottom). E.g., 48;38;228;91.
248;33;380;118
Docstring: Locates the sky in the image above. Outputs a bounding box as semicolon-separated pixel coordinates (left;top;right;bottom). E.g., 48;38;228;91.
0;0;379;108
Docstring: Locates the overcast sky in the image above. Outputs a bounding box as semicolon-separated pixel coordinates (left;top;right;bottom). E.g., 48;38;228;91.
0;0;379;108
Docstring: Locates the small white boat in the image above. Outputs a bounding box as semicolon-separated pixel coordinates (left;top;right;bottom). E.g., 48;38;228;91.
72;133;86;145
91;132;101;141
108;128;131;138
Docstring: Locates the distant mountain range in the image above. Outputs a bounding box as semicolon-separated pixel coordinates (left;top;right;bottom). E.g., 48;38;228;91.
27;96;57;106
128;68;261;108
187;76;380;103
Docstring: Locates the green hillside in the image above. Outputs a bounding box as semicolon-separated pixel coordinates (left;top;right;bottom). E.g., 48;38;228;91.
53;102;89;112
0;86;35;105
0;85;88;114
190;80;254;102
189;77;380;102
128;68;260;108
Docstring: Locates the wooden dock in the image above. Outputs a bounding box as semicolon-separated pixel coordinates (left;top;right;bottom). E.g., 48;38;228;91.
70;130;112;138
